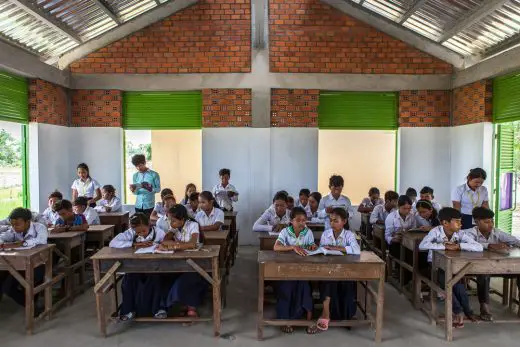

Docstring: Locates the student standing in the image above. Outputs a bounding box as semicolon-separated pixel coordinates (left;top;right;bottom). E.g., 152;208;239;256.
452;168;489;230
212;168;238;212
71;163;101;207
129;154;161;217
318;175;353;229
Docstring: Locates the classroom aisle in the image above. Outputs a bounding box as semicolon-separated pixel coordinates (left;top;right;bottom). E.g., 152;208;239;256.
2;247;520;347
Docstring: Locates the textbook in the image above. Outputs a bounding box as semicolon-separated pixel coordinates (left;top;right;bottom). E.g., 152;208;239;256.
134;245;174;254
305;247;344;256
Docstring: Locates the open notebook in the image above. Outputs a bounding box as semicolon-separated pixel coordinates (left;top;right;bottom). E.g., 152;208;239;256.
305;247;344;256
134;245;174;254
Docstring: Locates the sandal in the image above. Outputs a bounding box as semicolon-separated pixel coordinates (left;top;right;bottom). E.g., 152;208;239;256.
317;317;330;331
119;312;135;322
281;326;294;334
306;324;319;334
154;309;167;319
182;307;198;326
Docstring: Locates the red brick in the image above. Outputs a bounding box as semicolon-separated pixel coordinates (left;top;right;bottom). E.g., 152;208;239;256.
452;80;493;126
398;90;451;127
271;89;319;127
70;90;123;127
29;79;68;126
202;89;252;127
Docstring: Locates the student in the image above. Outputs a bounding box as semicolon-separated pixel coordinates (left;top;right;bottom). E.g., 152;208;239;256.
154;194;177;234
0;208;47;309
95;185;122;213
42;191;62;226
267;190;289;214
212;168;239;212
287;196;295;210
296;189;310;209
370;190;399;225
71;163;101;207
464;207;520;321
318;175;353;229
415;200;441;231
273;207;317;334
316;208;360;331
195;191;224;232
53;200;89;232
158;205;204;319
129;154;161;216
186;192;200;219
414;186;441;212
151;188;175;223
405;187;418;205
109;213;165;321
253;191;291;233
306;192;324;223
419;208;482;328
358;187;384;213
180;183;197;206
385;195;416;245
73;197;100;225
452;168;489;230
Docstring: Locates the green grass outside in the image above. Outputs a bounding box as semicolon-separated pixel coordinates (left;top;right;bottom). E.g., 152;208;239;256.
0;186;23;219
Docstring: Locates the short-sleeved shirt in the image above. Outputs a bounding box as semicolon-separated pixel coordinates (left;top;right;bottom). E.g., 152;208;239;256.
195;208;225;228
171;220;200;243
360;197;384;208
320;228;360;254
0;222;48;247
153;202;167;217
384;210;416;244
276;226;315;247
56;214;87;227
451;183;489;215
71;178;101;198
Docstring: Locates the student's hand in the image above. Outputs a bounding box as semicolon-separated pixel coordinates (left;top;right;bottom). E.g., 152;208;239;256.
1;241;23;249
293;246;307;256
391;234;403;243
133;241;153;249
324;245;343;252
157;244;168;251
307;244;318;251
488;243;510;254
444;242;460;251
273;224;286;233
129;184;137;193
227;191;235;197
52;226;67;233
325;206;334;214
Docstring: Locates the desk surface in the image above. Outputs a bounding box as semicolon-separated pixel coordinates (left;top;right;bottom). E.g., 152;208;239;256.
0;244;54;258
224;211;238;217
258;230;323;239
205;230;230;241
88;225;115;232
436;249;520;260
48;231;85;239
258;250;384;265
91;245;220;260
98;212;129;217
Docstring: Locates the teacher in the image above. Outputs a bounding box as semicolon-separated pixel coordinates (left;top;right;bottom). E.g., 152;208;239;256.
451;168;489;230
129;154;161;217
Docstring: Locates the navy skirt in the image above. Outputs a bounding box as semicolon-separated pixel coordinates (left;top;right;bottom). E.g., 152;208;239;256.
120;273;164;316
320;281;357;320
163;273;208;308
275;280;313;319
461;214;474;230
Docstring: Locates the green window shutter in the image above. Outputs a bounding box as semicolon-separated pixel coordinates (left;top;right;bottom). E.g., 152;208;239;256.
0;71;28;124
123;91;202;129
495;124;515;233
319;91;397;129
494;72;520;123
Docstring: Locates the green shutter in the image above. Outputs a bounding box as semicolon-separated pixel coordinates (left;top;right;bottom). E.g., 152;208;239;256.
318;91;397;129
0;71;28;124
123;91;202;129
495;124;515;233
494;72;520;123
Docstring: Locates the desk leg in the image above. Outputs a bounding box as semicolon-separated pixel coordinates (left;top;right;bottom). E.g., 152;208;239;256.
399;243;405;291
79;239;85;293
412;245;419;308
430;262;437;326
92;259;107;337
212;256;221;337
445;259;453;342
257;263;265;341
375;266;385;343
65;244;72;305
25;259;35;335
503;278;510;306
45;250;53;319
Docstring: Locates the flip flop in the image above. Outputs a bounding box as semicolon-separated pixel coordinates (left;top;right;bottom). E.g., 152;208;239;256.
119;312;135;322
281;326;294;334
453;321;464;329
182;307;198;326
306;324;319;334
154;309;167;319
317;317;330;331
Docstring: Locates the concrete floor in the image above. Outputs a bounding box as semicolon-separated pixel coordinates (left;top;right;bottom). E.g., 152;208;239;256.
2;246;520;347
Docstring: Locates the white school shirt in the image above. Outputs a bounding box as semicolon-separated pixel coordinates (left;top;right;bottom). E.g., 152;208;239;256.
384;210;417;244
369;205;395;224
320;229;360;255
83;207;100;225
0;222;48;247
195;207;225;228
71;177;101;198
295;200;309;209
306;206;325;223
276;226;315;247
185;205;200;219
318;193;354;228
153;202;167;218
462;226;520;249
170;220;200;243
419;225;483;262
0;212;46;226
360;197;384;209
95;197;122;213
451;183;489;215
253;207;291;232
412;200;442;212
212;183;239;211
155;215;170;234
42;207;59;226
109;226;165;248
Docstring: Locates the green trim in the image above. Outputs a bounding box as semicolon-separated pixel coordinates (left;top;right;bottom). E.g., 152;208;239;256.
394;130;399;191
495;123;515;233
123;129;127;204
493;71;520;123
21;124;29;208
0;71;28;124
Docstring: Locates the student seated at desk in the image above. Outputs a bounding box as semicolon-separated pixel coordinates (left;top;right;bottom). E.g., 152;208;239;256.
370;190;398;225
273;207;317;334
307;192;324;223
295;188;310;209
94;185;122;213
180;183;197;206
419;208;482;328
157;205;204;319
358;187;384;214
42;191;62;226
195;191;224;232
415;200;441;232
53;200;89;233
213;168;239;212
185;192;200;219
150;188;175;223
0;208;47;308
463;207;520;322
0;211;47;231
73;197;100;225
287;196;295;210
155;194;177;233
316;208;360;332
109;213;165;321
406;187;418;206
414;186;441;212
253;191;291;233
318;175;353;229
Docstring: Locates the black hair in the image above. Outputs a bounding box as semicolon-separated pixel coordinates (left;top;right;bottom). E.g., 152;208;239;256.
398;195;413;207
73;197;89;207
77;163;90;178
384;191;399;202
219;168;231;177
131;154;146;166
368;187;380;196
416;200;440;226
273;191;289;203
102;185;116;194
467;168;487;181
290;206;307;219
199;191;220;208
331;207;350;230
329;175;344;187
287;196;294;204
299;188;311;197
9;207;32;221
279;190;289;196
184;183;197;202
189;191;200;202
161;188;174;199
438;207;462;223
472;207;495;220
53;199;73;212
168;204;190;221
309;192;322;204
48;191;63;200
130;212;149;227
420;186;434;195
405;187;417;197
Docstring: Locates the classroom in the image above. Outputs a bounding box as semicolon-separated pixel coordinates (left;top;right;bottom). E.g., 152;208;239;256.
1;0;520;346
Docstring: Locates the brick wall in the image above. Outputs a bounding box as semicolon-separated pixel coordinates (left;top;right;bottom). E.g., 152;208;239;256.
399;90;451;127
70;90;122;127
452;80;493;126
202;89;252;127
269;0;453;74
29;79;68;126
271;89;319;127
70;0;251;74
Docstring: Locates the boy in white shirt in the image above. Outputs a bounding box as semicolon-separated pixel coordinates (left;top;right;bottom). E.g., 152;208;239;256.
212;168;238;212
369;190;398;225
73;197;100;225
413;186;441;212
42;191;62;226
318;175;353;229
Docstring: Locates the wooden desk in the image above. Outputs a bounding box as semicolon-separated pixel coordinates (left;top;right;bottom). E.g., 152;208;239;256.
258;230;324;251
91;245;221;337
257;250;386;342
204;230;230;307
86;225;115;250
224;211;238;266
307;223;325;232
222;219;232;231
419;249;520;341
98;212;129;235
370;224;387;260
0;245;62;334
399;231;428;306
